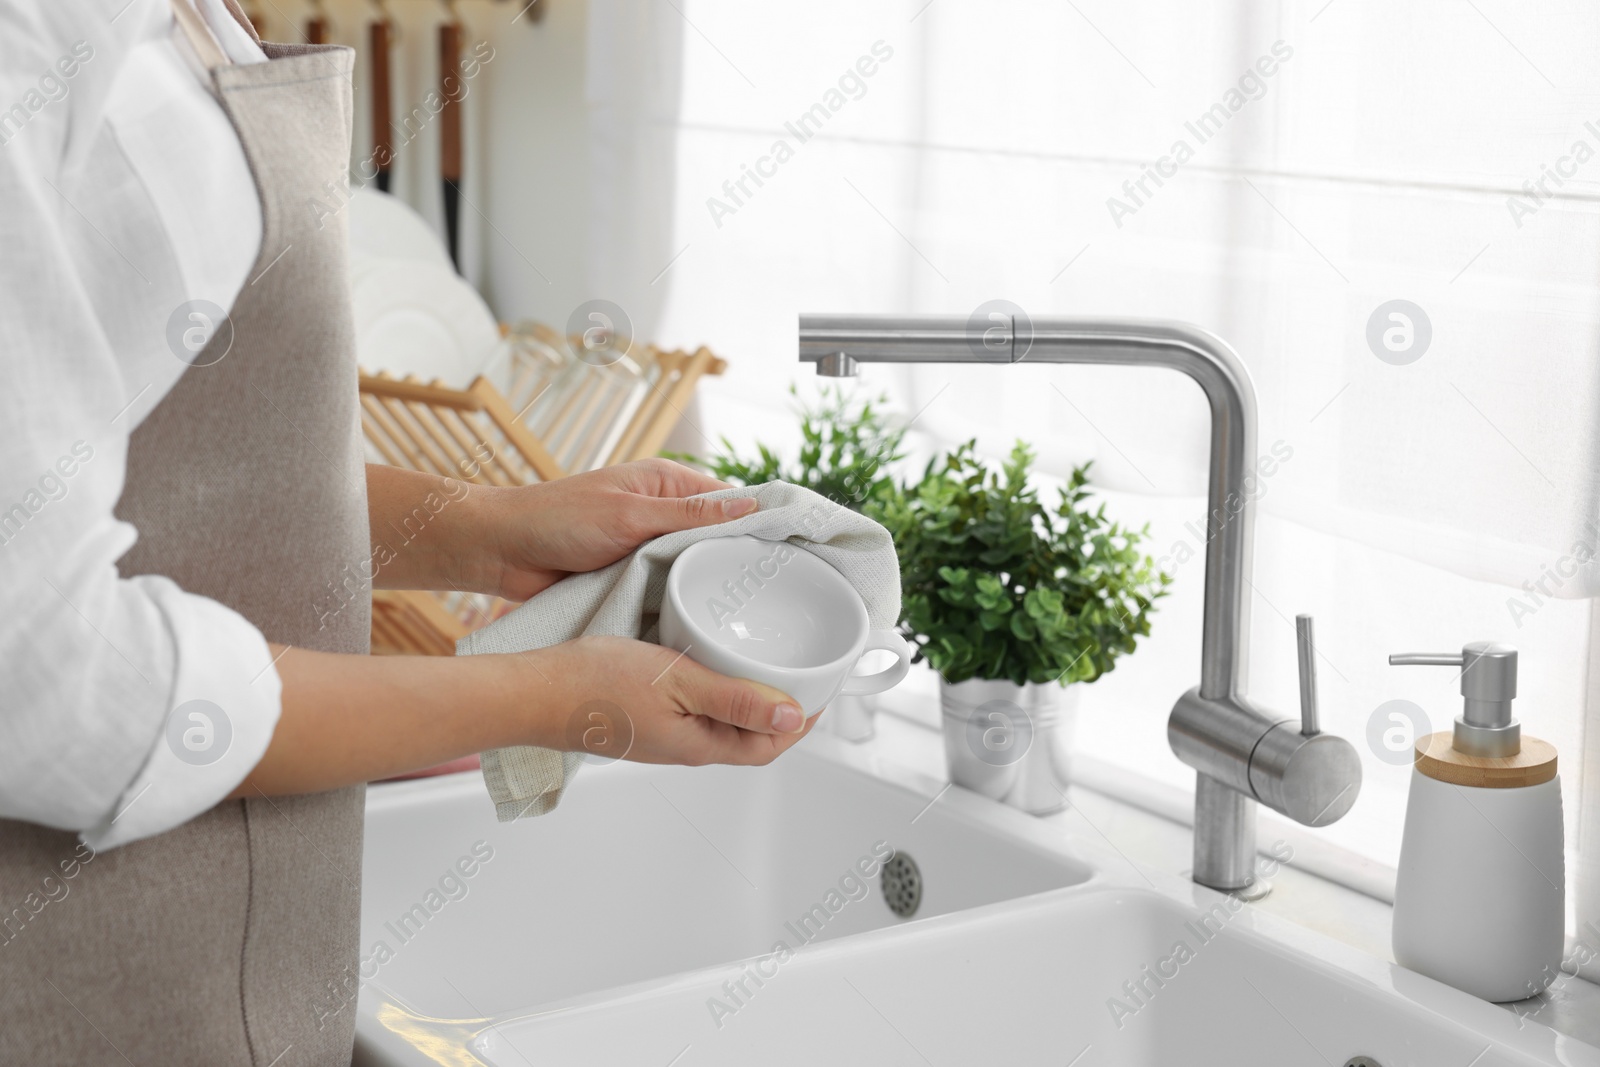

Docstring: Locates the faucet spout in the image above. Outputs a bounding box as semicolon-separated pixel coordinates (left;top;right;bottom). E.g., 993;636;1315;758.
799;313;1361;893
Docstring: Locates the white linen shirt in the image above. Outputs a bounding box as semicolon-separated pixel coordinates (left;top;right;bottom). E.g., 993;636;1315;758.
0;0;289;849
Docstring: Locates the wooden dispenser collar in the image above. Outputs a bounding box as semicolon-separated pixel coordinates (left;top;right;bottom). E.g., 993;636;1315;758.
1414;732;1557;789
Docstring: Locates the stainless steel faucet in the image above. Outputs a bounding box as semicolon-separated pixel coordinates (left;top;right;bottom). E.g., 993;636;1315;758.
799;313;1362;894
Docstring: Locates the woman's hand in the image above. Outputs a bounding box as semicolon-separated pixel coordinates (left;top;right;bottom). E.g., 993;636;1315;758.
542;635;815;766
236;634;814;797
479;458;757;601
366;460;757;599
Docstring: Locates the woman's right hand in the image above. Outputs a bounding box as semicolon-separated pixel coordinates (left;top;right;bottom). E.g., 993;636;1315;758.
538;635;817;767
234;634;818;800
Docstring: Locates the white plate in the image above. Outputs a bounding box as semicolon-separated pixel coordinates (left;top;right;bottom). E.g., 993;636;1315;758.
351;258;506;387
348;188;454;268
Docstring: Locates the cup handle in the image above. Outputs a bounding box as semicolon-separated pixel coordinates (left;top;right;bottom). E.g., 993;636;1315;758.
841;631;912;696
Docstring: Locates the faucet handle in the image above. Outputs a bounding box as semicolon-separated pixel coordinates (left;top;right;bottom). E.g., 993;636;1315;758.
1388;652;1465;667
1172;612;1363;830
1234;613;1360;827
1295;614;1319;737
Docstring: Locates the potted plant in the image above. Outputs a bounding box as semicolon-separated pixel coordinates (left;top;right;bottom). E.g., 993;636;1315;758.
876;440;1169;811
673;386;907;740
676;384;906;512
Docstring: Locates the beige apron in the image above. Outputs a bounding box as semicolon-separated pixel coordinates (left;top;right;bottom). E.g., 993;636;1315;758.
0;29;370;1067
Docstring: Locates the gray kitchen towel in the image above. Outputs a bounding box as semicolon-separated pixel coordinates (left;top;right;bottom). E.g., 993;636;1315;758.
458;481;902;821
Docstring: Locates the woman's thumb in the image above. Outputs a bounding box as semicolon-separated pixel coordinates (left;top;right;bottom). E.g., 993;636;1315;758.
672;661;804;735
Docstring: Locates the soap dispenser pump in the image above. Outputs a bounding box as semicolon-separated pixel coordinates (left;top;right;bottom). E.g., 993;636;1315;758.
1388;642;1564;1003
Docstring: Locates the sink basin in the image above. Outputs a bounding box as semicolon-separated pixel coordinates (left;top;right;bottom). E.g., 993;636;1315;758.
469;885;1600;1067
354;734;1600;1067
354;734;1091;1065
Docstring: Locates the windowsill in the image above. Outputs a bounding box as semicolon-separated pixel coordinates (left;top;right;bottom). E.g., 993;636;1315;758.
848;696;1600;1049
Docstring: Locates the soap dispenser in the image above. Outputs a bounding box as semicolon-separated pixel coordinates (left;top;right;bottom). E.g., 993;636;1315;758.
1388;642;1564;1003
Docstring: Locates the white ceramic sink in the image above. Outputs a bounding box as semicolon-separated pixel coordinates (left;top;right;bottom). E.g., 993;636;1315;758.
468;885;1600;1067
354;735;1600;1067
354;734;1090;1065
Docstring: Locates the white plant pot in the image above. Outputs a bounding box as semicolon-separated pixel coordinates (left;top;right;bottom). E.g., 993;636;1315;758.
939;677;1079;814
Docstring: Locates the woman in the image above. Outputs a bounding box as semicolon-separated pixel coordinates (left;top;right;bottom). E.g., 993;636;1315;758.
0;2;810;1061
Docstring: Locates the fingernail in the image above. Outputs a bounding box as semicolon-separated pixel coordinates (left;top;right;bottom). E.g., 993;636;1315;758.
772;703;803;733
722;497;758;518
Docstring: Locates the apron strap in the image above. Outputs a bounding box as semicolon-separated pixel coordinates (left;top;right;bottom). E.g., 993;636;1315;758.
220;0;265;44
171;0;232;70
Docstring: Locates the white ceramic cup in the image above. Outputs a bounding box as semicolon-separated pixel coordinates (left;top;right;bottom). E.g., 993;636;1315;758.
658;535;910;717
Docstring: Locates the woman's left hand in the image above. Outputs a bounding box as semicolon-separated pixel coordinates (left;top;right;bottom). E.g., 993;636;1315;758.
479;458;757;601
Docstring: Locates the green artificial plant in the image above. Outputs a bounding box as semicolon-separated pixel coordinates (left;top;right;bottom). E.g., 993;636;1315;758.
878;440;1170;687
672;384;906;514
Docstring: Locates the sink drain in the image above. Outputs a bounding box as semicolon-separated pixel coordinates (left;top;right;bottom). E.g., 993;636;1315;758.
1345;1058;1383;1067
880;851;921;919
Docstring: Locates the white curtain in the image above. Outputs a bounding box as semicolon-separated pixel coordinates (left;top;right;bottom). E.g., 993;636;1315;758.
580;0;1599;922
